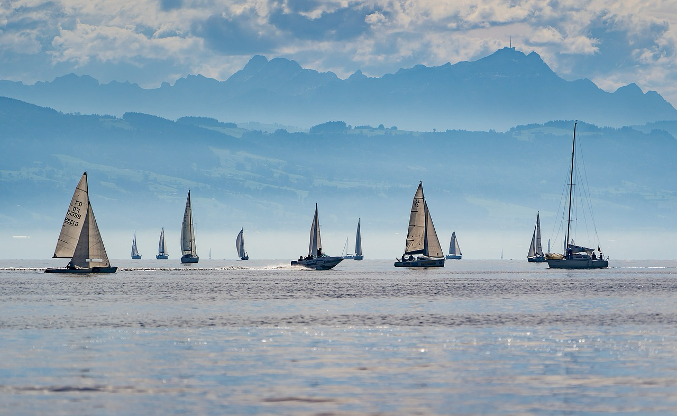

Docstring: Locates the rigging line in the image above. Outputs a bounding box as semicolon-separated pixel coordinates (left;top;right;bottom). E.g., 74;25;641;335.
576;133;602;247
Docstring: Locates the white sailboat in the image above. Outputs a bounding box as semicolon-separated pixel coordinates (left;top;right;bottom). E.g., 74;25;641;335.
180;190;199;263
527;212;545;262
394;182;445;267
546;122;608;269
291;203;343;270
156;228;168;259
446;232;462;259
45;172;117;274
353;218;363;260
236;228;249;260
131;232;141;259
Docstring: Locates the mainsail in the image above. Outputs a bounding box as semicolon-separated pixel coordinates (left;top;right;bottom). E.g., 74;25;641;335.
52;172;111;268
236;228;246;258
131;233;140;257
308;203;322;257
528;212;544;258
404;182;443;258
181;191;197;256
355;218;362;257
158;228;167;256
449;232;461;256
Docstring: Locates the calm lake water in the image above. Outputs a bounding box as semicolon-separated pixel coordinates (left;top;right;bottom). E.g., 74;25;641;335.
0;259;675;415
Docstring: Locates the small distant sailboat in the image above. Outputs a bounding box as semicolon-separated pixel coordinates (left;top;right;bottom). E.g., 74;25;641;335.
291;203;343;270
527;212;545;262
446;232;462;259
131;232;141;259
353;218;363;260
546;122;608;269
236;228;249;260
394;182;445;267
156;228;168;259
45;172;117;274
180;190;199;264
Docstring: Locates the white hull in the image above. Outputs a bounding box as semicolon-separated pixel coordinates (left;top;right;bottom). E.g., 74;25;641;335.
291;256;343;270
445;255;461;260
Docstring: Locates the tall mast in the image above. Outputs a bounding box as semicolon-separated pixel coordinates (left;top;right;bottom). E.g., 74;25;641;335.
565;122;577;253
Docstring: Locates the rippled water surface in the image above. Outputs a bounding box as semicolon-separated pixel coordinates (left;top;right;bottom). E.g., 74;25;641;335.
1;259;675;415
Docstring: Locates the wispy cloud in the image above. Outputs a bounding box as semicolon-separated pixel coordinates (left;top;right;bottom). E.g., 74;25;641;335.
0;0;674;105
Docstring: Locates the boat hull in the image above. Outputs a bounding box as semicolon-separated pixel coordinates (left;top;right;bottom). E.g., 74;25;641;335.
527;255;546;263
291;256;343;270
181;254;199;264
445;255;461;260
240;256;249;260
353;255;363;260
394;257;445;268
45;266;118;274
131;255;141;259
547;258;608;269
156;254;169;259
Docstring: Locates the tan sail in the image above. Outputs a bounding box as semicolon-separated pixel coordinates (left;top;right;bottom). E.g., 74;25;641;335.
308;203;322;257
405;182;426;255
53;173;88;258
71;203;110;268
423;201;443;258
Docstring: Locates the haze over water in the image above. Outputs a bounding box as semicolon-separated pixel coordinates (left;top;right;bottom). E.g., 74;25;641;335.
1;259;675;415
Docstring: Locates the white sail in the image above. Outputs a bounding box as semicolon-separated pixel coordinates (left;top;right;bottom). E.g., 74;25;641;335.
355;219;362;256
308;203;322;257
131;233;139;257
535;212;543;256
405;182;426;255
527;227;536;257
449;232;461;256
236;228;245;258
423;202;444;258
71;202;110;268
181;191;197;256
158;228;167;256
53;173;88;258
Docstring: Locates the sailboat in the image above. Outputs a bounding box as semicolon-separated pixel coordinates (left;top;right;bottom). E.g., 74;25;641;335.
394;182;445;267
546;122;608;269
131;232;141;259
156;228;168;259
180;190;199;263
353;218;363;260
527;212;545;262
236;228;249;260
291;203;343;270
446;232;462;259
45;172;117;274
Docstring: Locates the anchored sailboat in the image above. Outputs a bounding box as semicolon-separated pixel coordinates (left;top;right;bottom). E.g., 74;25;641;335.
45;172;117;274
546;122;608;269
131;232;141;259
291;203;343;270
394;182;445;267
527;212;545;262
180;190;199;263
236;228;249;260
446;232;462;259
156;228;168;259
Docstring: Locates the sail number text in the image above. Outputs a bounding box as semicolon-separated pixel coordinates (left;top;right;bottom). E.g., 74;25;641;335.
64;200;84;226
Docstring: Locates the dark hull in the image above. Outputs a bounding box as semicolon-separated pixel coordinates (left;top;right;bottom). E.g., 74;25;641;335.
131;255;141;259
291;256;343;270
394;257;445;267
181;254;199;263
445;255;462;260
547;258;608;269
45;266;118;274
156;254;169;259
240;256;249;260
527;256;546;263
353;255;363;260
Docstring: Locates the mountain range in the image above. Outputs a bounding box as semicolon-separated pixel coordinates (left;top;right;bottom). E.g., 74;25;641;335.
0;47;674;131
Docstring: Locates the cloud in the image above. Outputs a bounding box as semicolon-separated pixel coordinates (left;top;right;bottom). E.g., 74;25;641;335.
269;4;377;41
194;11;279;55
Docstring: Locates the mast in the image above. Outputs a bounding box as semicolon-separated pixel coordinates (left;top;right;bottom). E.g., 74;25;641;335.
565;122;577;254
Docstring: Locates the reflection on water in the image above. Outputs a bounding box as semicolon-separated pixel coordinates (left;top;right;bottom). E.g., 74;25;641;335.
0;260;675;415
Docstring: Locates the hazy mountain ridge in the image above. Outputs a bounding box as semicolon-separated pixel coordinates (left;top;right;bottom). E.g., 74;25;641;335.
0;96;674;259
0;48;674;131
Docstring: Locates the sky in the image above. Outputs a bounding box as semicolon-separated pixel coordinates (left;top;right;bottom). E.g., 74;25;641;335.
0;0;676;107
